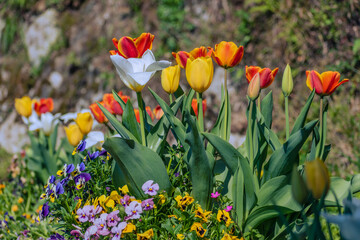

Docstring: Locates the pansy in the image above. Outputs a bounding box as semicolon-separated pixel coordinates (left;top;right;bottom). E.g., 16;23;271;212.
55;182;64;197
141;198;155;211
142;180;159;196
194;206;212;222
48;233;65;240
120;194;131;207
94;213;110;236
39;202;50;220
73;140;86;155
107;210;120;227
111;222;127;240
74;173;91;190
190;222;206;238
70;229;84;239
136;228;154;239
175;193;194;211
84;225;97;240
217;209;232;227
125;201;143;219
77;208;89;223
110;49;171;92
86;151;100;161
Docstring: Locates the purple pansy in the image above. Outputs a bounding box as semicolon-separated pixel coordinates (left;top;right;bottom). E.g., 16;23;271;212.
84;225;97;240
40;202;50;220
142;180;159;196
141;198;154;211
77;208;89;223
94;213;110;236
77;140;86;152
111;222;127;240
65;164;75;176
87;151;100;160
74;173;91;190
55;182;64;196
70;229;83;239
48;175;56;184
120;195;131;207
125;201;143;219
107;210;120;227
48;233;65;240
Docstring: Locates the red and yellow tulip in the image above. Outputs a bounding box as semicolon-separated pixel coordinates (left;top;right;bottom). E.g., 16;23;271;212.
90;102;108;123
34;98;53;115
153;105;164;119
172;46;213;69
110;33;154;58
212;41;244;69
306;70;349;96
246;66;279;89
191;99;207;118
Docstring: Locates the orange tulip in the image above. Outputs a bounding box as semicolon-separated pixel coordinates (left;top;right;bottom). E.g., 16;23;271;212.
134;109;140;123
153;105;164;119
246;66;279;89
172;46;213;69
146;106;154;121
34;98;53;115
306;70;349;96
134;107;154;123
102;92;130;116
90;102;108;123
109;33;154;58
191;99;207;118
212;41;244;69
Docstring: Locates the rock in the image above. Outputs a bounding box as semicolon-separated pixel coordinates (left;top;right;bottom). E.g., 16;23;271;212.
49;71;63;89
0;112;29;154
24;9;61;67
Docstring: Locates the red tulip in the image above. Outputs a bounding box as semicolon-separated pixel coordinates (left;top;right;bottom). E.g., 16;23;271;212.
246;66;279;89
110;33;154;58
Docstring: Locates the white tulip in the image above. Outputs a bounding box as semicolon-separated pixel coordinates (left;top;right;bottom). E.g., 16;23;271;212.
29;112;61;136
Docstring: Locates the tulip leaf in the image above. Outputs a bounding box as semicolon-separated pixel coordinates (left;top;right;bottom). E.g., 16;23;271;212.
262;119;318;182
324;177;352;207
112;90;126;111
257;121;281;151
104;137;172;198
97;102;138;141
149;88;188;150
291;90;315;135
351;174;360;194
122;99;141;142
185;111;213;209
260;91;273;128
182;88;195;119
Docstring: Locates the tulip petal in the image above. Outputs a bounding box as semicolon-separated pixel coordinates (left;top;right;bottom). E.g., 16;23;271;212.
146;60;171;72
127;58;146;72
173;51;190;68
141;49;156;68
329;78;349;95
245;66;262;83
320;71;340;94
229;45;244;68
127;71;154;91
110;55;133;73
134;33;154;57
118;37;139;58
214;41;239;68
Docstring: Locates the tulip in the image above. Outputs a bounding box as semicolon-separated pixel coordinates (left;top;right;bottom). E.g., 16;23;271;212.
161;65;180;94
306;70;349;96
15;96;32;118
110;33;154;58
134;109;140;123
90;103;108;123
186;57;214;93
247;73;261;100
191;99;207;117
305;158;330;199
34;98;54;115
282;64;293;96
64;124;84;147
212;41;244;69
75;112;93;135
246;66;279;89
172;46;213;69
153;105;164;119
102;93;129;116
110;49;171;92
146;106;154;121
29;112;60;136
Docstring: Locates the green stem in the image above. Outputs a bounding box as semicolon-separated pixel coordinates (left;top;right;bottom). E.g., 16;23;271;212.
167;156;173;174
223;69;228;140
285;96;290;140
197;92;204;132
316;97;324;159
257;93;261;112
136;91;147;146
169;94;173;104
249;101;254;169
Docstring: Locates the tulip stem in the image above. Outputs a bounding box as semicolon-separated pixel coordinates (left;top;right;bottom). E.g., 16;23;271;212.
136;91;147;146
223;69;228;140
317;97;325;159
257;93;261;112
169;94;173;104
249;100;254;169
285;96;290;140
197;92;204;132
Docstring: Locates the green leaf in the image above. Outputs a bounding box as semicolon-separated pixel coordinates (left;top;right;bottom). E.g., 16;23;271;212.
104;137;171;198
262;120;318;181
122;99;141;142
351;174;360;194
97;102;138;141
185;112;213;209
325;177;351;206
291;90;315;135
260;91;273;128
112;90;126;110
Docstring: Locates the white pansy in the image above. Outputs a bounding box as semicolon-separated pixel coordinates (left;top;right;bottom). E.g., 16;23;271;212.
110;49;171;92
29;112;61;136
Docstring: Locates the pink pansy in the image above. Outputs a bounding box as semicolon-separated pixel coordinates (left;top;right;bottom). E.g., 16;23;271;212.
77;208;89;223
142;180;159;196
125;201;143;219
84;225;97;240
107;210;120;227
94;213;110;236
141;198;154;211
111;222;127;240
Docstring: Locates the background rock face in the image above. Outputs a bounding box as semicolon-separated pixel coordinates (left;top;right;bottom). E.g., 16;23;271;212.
24;9;61;67
0;0;359;176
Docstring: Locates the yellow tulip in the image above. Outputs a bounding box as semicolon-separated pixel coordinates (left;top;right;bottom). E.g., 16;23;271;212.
161;65;180;94
15;96;32;117
186;57;213;93
75;112;93;135
305;158;330;199
64;124;83;147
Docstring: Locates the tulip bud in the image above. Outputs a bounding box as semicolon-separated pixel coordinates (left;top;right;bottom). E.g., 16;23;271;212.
161;65;180;94
186;57;214;93
75;112;93;135
15;96;32;118
64;124;84;147
247;73;261;100
291;165;308;205
282;64;293;96
305;158;330;199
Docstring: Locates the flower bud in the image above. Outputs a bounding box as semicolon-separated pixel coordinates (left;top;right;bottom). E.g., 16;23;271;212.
247;72;261;100
15;96;32;118
291;165;308;205
161;65;180;94
64;124;83;147
282;64;293;96
75;112;93;135
305;158;330;199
